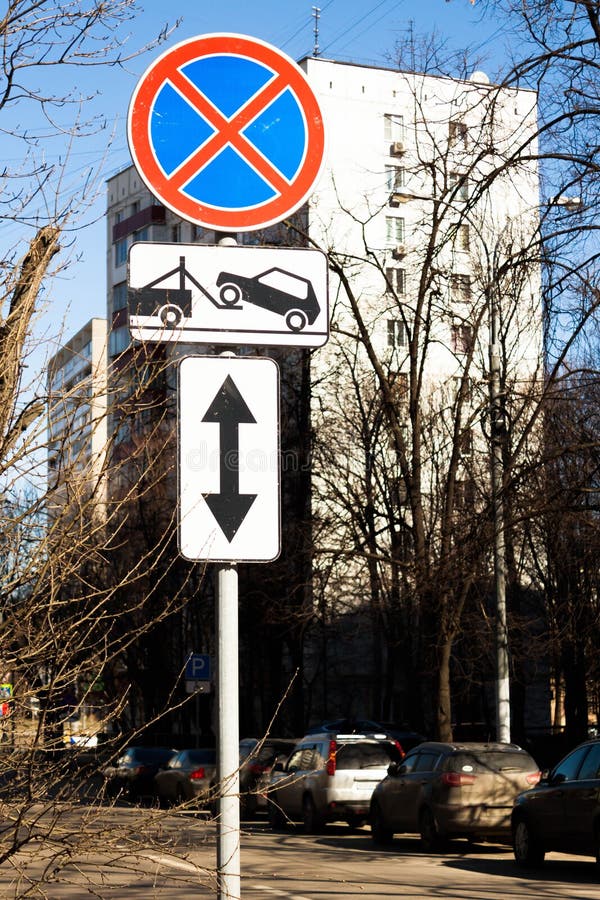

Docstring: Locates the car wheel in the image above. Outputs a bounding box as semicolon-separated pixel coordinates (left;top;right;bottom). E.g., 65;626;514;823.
285;309;308;332
302;794;325;834
419;807;442;852
267;795;285;830
370;801;393;845
158;304;183;327
513;818;545;866
219;283;243;306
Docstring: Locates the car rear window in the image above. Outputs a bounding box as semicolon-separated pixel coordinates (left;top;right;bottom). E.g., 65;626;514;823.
446;751;535;774
336;742;400;770
126;747;175;765
187;749;216;765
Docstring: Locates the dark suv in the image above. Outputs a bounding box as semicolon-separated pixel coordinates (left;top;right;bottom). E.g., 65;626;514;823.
267;732;403;833
512;737;600;866
370;741;540;849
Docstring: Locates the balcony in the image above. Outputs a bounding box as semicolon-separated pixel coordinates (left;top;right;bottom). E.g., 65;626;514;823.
113;204;166;242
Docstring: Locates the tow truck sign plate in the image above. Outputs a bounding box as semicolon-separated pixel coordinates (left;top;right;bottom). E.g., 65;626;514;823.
128;242;329;347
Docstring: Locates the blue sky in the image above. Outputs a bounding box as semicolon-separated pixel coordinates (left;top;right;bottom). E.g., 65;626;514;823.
10;0;510;344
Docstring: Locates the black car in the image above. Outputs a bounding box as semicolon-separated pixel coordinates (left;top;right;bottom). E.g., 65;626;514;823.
512;737;600;866
102;746;176;802
216;268;320;332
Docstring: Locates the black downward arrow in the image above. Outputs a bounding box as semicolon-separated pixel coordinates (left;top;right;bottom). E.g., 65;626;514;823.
202;374;257;542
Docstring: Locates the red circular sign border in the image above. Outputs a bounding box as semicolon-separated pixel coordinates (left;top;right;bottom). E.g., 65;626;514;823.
128;33;325;231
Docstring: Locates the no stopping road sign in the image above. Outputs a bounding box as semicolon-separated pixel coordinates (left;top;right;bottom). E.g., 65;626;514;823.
127;33;325;231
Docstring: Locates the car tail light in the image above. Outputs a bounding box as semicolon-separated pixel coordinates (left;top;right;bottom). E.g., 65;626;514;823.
393;739;406;759
134;765;151;776
326;740;337;776
526;771;541;785
190;767;206;780
441;772;477;787
248;762;266;775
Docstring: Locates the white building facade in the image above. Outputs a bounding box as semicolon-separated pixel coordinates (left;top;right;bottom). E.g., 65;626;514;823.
97;57;544;733
47;317;108;515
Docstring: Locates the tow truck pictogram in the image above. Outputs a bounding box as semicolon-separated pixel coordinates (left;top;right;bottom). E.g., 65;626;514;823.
129;256;320;332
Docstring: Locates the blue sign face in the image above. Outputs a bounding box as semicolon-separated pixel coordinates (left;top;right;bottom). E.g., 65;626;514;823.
185;653;211;680
152;57;307;210
128;34;325;231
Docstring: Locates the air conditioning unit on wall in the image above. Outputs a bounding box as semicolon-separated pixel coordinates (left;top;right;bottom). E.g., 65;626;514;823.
392;244;406;258
390;141;406;155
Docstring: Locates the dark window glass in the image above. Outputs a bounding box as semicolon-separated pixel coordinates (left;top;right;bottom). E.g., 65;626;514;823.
577;744;600;780
414;752;441;773
336;742;399;770
400;752;420;774
554;746;590;781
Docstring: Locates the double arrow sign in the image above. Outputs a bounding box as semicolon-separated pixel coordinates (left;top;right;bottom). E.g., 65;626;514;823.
178;356;280;562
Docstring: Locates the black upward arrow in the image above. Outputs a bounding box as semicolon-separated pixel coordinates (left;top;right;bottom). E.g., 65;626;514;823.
202;375;257;542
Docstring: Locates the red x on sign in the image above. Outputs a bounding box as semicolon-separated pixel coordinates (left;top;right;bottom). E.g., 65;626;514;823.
127;34;325;231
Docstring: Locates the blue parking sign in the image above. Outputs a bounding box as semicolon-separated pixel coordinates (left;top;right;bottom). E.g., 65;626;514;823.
185;653;211;681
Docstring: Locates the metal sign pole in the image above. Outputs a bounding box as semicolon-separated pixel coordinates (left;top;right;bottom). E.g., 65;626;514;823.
127;34;326;900
216;562;240;900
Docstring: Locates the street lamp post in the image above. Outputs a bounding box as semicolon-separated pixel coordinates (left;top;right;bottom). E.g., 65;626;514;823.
488;285;511;743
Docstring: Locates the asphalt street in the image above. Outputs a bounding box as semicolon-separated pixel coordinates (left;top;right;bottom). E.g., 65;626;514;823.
1;809;598;899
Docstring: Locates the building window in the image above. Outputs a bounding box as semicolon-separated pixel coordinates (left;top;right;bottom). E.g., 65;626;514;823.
449;120;468;147
451;274;472;302
171;224;180;242
455;478;477;509
387;319;408;348
451;323;474;354
384;113;404;142
386;165;405;192
391;477;408;507
113;281;128;312
449;172;469;202
385;267;406;295
386;216;405;244
458;428;473;457
457;224;470;251
109;326;129;357
115;238;127;267
450;375;473;404
388;371;409;408
135;227;149;242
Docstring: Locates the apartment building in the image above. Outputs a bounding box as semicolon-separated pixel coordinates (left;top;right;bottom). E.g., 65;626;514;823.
296;58;543;731
47;317;108;516
76;56;543;736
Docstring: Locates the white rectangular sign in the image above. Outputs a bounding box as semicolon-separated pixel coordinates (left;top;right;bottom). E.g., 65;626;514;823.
178;355;280;563
129;242;329;347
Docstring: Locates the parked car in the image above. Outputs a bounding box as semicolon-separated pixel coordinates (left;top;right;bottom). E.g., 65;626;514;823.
102;746;177;802
370;741;540;850
154;748;217;808
304;719;425;755
512;737;600;866
239;737;298;817
267;732;404;833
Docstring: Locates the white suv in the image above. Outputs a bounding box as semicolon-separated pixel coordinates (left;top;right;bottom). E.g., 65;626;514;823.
267;733;404;833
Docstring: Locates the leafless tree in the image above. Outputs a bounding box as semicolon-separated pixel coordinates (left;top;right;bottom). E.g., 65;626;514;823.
300;35;600;741
0;5;233;898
